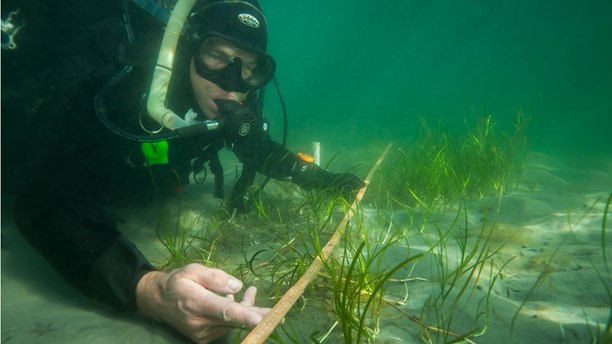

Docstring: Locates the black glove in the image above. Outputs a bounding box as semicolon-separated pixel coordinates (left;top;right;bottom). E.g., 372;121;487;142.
325;172;365;202
293;160;365;202
214;99;257;138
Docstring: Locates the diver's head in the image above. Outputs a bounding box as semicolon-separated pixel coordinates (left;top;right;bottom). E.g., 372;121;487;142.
187;0;276;95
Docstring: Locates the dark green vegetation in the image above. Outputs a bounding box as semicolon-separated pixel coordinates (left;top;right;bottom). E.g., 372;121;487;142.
153;118;610;343
152;114;528;341
231;183;513;343
594;193;612;343
370;113;529;213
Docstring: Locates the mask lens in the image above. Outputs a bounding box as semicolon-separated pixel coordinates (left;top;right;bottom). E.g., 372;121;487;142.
200;38;234;70
196;37;275;91
244;56;274;88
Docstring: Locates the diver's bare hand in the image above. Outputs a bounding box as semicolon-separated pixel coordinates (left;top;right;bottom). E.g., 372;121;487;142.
136;263;270;343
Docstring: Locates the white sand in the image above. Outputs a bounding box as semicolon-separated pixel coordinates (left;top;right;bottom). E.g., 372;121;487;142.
2;150;611;343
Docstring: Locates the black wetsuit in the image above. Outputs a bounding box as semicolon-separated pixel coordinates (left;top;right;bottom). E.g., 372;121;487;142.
4;0;335;310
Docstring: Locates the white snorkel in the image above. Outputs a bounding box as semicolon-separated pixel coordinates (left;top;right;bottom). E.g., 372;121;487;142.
146;0;197;131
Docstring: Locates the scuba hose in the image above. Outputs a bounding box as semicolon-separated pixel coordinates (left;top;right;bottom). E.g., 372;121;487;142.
94;64;176;143
94;0;178;143
272;76;288;147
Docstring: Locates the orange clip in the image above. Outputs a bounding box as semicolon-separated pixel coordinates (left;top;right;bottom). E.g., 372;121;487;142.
297;152;315;163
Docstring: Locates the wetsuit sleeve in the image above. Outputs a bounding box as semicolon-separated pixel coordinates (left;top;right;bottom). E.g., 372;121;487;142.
228;120;365;208
12;173;157;310
8;1;162;311
230;124;300;181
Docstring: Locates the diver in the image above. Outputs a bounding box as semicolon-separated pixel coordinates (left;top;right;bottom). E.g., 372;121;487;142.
11;0;364;343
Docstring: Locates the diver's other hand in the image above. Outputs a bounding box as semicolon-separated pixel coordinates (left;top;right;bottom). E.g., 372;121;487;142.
325;172;365;202
136;264;270;343
292;162;365;203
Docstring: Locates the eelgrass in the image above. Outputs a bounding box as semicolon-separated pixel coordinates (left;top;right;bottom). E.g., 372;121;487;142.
231;151;517;342
419;203;513;343
233;174;358;342
601;192;611;275
245;237;315;298
319;224;423;343
155;201;224;270
156;204;199;270
586;192;611;343
153;144;523;342
372;113;529;213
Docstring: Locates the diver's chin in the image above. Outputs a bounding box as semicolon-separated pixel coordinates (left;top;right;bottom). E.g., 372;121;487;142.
206;99;221;119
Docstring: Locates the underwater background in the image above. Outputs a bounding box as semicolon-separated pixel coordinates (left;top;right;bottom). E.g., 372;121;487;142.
2;0;611;186
2;1;612;343
260;0;612;157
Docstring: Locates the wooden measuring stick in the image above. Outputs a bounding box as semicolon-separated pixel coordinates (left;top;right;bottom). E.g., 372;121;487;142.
241;143;393;344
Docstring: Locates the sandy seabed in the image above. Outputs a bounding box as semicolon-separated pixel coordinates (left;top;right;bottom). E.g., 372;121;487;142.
2;150;611;344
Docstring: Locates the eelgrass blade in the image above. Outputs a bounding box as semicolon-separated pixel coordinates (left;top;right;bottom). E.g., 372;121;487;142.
602;192;611;274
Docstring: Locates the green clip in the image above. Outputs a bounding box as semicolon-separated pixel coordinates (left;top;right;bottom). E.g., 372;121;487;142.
141;141;169;165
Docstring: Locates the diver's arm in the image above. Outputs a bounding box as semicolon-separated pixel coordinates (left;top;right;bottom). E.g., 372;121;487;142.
12;176;156;309
253;139;365;193
230;133;364;209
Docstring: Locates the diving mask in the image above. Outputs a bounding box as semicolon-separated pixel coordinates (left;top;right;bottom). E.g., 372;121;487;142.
194;35;275;93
